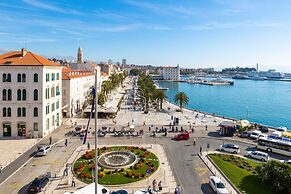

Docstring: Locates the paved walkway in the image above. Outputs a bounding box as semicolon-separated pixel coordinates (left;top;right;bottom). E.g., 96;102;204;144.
46;144;176;194
0;139;38;168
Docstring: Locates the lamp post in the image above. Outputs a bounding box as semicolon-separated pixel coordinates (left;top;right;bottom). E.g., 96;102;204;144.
94;69;98;194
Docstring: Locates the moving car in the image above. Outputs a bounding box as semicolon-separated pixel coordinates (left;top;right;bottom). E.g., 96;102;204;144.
36;145;51;156
240;131;250;138
246;151;269;162
219;144;240;154
250;130;262;139
209;176;228;194
27;176;49;193
172;132;189;141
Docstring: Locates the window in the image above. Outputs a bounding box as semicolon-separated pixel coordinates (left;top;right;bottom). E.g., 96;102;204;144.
17;107;21;117
8;89;12;100
22;107;26;117
17;89;21;100
51;103;55;112
56;86;60;96
51;87;55;97
22;74;26;82
34;89;38;101
17;73;21;82
7;107;11;117
34;123;38;131
2;89;6;101
46;104;50;115
52;73;55;81
7;74;11;82
2;74;6;82
34;107;38;117
56;101;59;109
52;115;55;126
34;73;38;82
22;89;26;100
46;73;49;82
45;88;50;99
46;118;49;130
3;108;6;117
56;73;60;80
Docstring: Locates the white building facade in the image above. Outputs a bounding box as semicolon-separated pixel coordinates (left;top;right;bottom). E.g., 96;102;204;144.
62;69;95;118
0;49;62;138
162;65;180;80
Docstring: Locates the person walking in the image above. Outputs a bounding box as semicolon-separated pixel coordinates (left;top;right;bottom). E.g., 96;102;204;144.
158;180;162;192
148;186;153;194
71;177;76;187
205;125;208;131
177;185;182;194
193;138;196;146
200;146;202;155
49;136;52;145
87;142;90;150
65;139;68;147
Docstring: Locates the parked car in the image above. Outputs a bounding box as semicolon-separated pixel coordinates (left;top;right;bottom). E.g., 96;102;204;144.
280;159;291;165
240;131;250;138
250;130;262;139
277;126;287;132
36;145;51;156
209;176;228;194
219;144;240;154
172;132;189;141
27;176;49;193
259;125;269;133
246;151;269;162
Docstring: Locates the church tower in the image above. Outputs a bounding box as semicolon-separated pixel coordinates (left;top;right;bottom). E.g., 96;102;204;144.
77;47;83;64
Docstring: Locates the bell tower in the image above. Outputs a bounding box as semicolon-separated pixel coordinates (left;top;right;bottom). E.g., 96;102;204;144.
77;47;83;64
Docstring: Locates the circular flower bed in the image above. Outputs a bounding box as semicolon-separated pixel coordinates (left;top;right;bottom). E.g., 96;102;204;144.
73;146;159;185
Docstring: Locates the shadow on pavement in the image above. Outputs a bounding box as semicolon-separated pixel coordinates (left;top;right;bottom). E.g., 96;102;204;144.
18;182;31;194
201;183;214;194
207;131;220;137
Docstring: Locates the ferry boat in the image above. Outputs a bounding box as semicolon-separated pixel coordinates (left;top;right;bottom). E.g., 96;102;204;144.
232;74;250;79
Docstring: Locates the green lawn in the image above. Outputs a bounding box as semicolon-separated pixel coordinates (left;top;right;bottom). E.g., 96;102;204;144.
208;154;276;194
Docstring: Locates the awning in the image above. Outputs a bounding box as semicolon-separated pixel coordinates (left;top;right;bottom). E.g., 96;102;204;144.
64;183;110;194
130;125;134;129
219;121;236;128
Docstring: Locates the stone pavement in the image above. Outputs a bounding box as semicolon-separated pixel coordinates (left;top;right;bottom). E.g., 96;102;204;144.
46;144;177;194
0;138;38;168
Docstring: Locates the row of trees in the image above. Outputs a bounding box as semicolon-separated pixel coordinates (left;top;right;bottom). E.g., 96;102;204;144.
137;75;189;113
98;72;127;106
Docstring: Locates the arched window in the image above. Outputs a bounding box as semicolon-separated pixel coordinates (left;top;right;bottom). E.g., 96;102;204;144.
17;107;21;117
22;89;26;100
2;89;7;101
17;73;21;82
2;74;6;82
3;107;7;117
17;89;21;100
7;107;11;117
34;89;38;101
8;89;12;100
22;74;26;82
34;73;38;82
34;107;38;117
7;74;11;82
22;107;26;117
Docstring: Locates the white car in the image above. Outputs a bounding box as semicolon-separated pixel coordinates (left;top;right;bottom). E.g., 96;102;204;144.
36;145;51;156
219;144;240;154
280;159;291;165
246;151;269;162
209;176;228;194
250;130;262;139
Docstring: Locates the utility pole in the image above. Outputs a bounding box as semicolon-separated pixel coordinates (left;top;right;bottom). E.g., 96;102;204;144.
94;69;98;194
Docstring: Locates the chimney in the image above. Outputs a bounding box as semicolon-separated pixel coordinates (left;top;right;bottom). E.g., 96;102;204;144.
21;48;27;57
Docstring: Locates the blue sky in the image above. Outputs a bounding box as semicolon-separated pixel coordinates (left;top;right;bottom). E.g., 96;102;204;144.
0;0;291;72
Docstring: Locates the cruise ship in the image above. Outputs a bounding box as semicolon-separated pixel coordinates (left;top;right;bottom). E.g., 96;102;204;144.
248;69;285;79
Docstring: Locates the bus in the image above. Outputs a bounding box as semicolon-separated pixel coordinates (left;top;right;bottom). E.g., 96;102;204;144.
257;137;291;157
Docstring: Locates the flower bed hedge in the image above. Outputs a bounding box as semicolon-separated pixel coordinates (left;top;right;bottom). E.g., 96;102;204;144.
74;146;159;185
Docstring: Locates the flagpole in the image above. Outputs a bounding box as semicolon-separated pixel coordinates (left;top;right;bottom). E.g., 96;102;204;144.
94;68;98;194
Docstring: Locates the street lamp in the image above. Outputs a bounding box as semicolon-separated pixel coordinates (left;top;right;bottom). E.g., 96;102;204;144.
94;69;99;194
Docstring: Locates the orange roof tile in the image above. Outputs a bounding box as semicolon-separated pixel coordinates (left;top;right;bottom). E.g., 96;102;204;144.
0;49;60;66
62;68;95;80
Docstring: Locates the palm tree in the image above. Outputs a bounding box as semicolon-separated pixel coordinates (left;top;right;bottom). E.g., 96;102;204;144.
174;92;189;112
98;93;106;106
154;89;167;110
101;81;112;97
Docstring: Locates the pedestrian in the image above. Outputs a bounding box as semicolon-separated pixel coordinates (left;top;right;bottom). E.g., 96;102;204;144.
0;165;2;174
174;187;179;194
193;138;196;146
152;179;157;190
200;146;202;155
71;177;76;187
87;142;90;150
49;136;52;145
158;180;162;191
63;167;68;176
148;186;153;194
177;185;182;194
205;125;208;131
65;138;68;147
